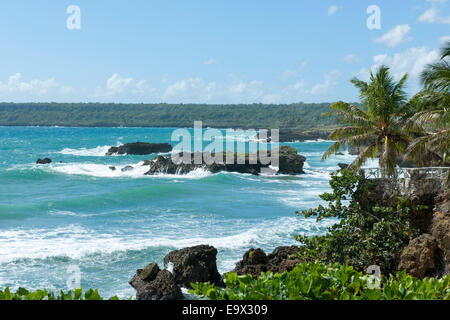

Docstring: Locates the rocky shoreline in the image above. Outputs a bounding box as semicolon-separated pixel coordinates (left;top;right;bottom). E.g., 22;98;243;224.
129;178;449;300
142;146;306;176
129;244;304;300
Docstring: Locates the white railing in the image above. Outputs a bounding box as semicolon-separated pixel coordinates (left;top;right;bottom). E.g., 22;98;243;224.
361;167;450;180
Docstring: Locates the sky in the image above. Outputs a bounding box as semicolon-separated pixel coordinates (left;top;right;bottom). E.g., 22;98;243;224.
0;0;448;104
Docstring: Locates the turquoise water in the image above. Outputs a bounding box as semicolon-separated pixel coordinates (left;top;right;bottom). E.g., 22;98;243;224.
0;127;357;298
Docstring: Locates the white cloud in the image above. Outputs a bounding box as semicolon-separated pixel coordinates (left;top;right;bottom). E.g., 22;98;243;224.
375;24;411;47
372;47;439;79
204;58;217;65
356;46;440;91
95;73;154;98
61;86;74;94
343;54;360;63
440;35;450;44
328;5;338;15
162;76;270;103
418;7;450;24
0;73;59;95
309;69;341;95
278;60;308;80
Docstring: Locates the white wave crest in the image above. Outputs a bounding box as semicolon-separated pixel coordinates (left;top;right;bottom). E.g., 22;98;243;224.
48;162;212;179
0;217;335;265
58;146;111;157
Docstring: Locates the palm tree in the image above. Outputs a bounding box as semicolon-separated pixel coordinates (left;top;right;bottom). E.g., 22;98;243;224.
322;65;411;177
405;41;450;166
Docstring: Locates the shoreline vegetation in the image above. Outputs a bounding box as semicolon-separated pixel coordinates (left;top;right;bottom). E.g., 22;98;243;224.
1;43;449;301
0;102;337;131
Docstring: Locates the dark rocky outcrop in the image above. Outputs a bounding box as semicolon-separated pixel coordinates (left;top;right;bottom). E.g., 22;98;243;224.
106;142;172;156
398;234;440;279
257;129;331;142
278;146;307;175
129;265;182;301
399;189;450;278
233;246;303;278
338;163;349;170
163;245;223;288
143;146;306;176
121;165;134;172
36;158;52;164
129;245;223;299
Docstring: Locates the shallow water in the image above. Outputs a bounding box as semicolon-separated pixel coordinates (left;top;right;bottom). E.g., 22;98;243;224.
0;126;364;298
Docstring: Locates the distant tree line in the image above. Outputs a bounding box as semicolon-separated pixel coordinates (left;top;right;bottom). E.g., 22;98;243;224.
0;102;337;129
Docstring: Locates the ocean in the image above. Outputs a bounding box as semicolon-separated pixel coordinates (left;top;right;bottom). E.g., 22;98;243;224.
0;126;363;298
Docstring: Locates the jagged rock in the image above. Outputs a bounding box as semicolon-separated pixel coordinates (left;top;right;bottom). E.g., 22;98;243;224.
36;158;52;164
136;270;182;300
121;165;134;172
278;146;306;175
398;234;440;279
143;146;306;176
233;246;303;278
106;142;172;156
163;245;223;288
430;190;450;277
233;248;269;276
139;262;161;282
338;163;349;170
129;263;182;300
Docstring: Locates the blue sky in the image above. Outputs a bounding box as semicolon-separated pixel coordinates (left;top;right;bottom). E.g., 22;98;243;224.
0;0;448;104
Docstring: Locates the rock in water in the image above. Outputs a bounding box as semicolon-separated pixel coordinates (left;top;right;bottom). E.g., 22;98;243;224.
338;163;349;170
36;158;52;164
106;142;172;155
163;245;223;288
144;146;306;176
233;246;303;278
129;263;182;300
121;165;134;172
277;146;306;175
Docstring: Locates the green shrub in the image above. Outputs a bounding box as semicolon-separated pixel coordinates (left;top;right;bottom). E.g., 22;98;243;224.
295;169;422;273
0;287;124;300
190;262;450;300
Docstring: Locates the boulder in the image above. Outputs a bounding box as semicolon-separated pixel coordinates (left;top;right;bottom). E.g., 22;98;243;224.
139;262;161;281
144;146;306;176
398;234;440;279
129;263;182;300
338;163;349;170
106;142;172;156
163;245;223;288
278;146;306;175
430;190;450;277
233;246;303;278
233;248;269;276
36;158;52;164
121;165;134;172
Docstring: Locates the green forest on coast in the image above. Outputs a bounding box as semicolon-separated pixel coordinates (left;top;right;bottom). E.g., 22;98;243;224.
0;102;337;130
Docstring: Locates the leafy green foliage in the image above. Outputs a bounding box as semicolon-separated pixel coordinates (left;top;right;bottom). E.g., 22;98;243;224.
0;102;336;129
295;169;421;273
0;287;124;300
190;262;450;300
